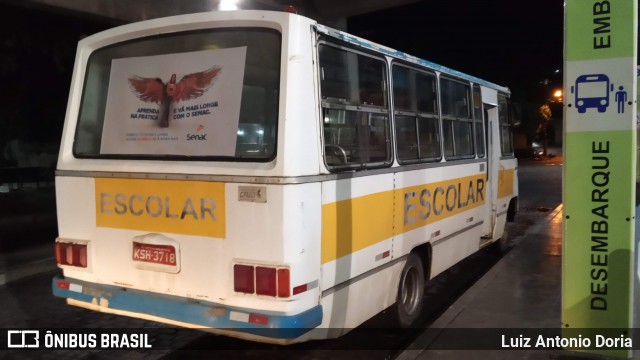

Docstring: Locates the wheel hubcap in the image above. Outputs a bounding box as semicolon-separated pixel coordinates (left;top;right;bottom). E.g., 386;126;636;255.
401;266;420;315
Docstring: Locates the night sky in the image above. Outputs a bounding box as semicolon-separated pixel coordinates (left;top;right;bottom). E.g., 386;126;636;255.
348;0;565;102
0;4;110;161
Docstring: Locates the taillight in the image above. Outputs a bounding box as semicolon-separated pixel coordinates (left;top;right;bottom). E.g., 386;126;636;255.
233;264;254;293
277;269;290;298
55;241;88;268
233;264;290;298
256;267;276;296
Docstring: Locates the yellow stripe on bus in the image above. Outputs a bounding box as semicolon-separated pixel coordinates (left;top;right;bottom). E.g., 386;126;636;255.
321;190;395;265
497;168;515;199
321;174;486;264
95;178;226;238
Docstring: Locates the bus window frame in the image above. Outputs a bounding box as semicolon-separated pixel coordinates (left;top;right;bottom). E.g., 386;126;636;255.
498;92;515;157
440;76;475;160
472;84;486;159
71;27;282;163
390;62;442;165
317;39;393;171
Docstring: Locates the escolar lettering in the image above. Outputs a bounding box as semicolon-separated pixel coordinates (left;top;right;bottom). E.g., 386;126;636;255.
100;192;216;221
404;178;485;225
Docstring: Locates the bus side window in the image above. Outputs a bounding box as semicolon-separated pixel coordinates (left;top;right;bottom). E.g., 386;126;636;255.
319;42;391;169
441;77;474;159
395;115;419;160
473;85;485;158
392;64;440;163
417;117;440;159
498;93;514;156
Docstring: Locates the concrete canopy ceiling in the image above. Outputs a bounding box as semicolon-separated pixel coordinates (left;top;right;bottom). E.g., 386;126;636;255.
7;0;420;29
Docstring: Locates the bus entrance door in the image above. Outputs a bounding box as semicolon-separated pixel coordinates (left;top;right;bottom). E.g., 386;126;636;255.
481;105;499;241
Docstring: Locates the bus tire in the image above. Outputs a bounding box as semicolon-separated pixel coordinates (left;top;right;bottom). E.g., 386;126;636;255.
495;222;510;253
396;253;425;327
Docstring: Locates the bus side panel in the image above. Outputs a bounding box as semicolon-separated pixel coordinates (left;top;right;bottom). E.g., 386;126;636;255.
318;173;397;330
393;164;488;279
56;176;97;245
495;158;518;238
280;183;323;314
280;16;322;177
318;260;404;331
318;163;489;329
319;173;395;290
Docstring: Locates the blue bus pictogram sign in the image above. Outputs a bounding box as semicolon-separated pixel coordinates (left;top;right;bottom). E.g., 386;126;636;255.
571;74;614;114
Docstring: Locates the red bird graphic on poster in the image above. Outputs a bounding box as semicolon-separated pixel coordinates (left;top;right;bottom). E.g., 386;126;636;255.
128;66;222;127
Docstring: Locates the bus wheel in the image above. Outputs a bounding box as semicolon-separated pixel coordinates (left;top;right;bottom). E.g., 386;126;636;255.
396;253;425;327
495;222;510;253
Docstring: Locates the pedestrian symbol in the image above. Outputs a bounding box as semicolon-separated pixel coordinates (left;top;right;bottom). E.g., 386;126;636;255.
615;86;627;114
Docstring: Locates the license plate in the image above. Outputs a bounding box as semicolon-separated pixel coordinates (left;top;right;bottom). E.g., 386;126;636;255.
132;242;177;266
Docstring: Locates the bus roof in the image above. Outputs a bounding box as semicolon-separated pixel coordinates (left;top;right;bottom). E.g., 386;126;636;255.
315;23;510;94
75;10;510;95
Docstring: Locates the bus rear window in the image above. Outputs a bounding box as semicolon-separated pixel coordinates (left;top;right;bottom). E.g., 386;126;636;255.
74;28;281;161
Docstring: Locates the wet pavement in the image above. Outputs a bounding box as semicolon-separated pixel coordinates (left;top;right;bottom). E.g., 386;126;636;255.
0;186;57;285
397;205;566;359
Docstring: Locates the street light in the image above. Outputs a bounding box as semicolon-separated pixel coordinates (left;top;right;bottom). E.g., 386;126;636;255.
219;0;239;11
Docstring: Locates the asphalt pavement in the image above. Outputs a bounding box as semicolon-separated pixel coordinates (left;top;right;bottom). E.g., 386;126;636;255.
0;186;57;285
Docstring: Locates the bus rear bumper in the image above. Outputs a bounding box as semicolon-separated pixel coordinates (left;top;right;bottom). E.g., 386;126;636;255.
52;275;322;341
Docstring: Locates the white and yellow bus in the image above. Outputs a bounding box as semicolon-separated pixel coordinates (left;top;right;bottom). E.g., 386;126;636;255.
52;10;518;344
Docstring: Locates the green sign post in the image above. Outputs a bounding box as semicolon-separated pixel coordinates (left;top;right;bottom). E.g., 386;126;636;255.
563;0;637;357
